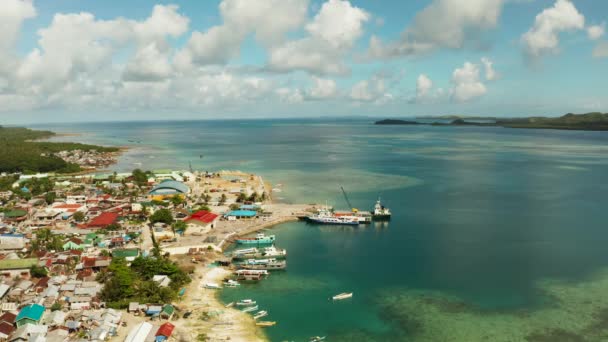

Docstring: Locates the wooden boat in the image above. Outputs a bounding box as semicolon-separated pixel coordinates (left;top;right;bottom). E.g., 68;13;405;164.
242;305;258;313
256;321;276;327
236;299;256;306
332;292;353;300
253;310;268;320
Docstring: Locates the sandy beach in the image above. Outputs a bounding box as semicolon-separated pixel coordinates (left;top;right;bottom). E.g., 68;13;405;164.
172;265;267;342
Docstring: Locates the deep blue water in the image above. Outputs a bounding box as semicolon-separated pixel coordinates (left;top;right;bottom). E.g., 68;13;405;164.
31;119;608;341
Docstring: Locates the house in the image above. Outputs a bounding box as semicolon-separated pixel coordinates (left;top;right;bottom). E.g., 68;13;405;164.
62;238;85;251
0;321;15;340
155;322;175;341
111;248;140;262
87;212;119;229
0;258;38;278
184;210;219;233
160;305;174;320
0;235;26;251
44;310;66;327
7;324;47;342
224;210;257;220
15;304;44;327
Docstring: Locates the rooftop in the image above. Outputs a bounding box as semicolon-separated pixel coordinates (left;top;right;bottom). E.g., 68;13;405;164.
16;304;45;322
0;258;38;270
88;212;119;227
185;210;219;224
149;180;190;195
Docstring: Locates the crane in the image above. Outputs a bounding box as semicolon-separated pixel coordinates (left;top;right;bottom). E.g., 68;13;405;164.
340;186;358;213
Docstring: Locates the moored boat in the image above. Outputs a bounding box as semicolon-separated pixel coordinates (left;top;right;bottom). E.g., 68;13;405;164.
307;209;359;226
235;269;269;281
204;282;221;289
256;321;276;327
371;198;391;220
253;310;268;320
232;246;287;259
240;258;287;270
223;279;240;287
242;305;259;313
332;292;353;300
236;299;256;306
235;233;276;245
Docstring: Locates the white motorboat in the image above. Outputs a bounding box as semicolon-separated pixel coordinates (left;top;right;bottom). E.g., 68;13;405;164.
332;292;353;300
223;279;241;287
204;282;221;289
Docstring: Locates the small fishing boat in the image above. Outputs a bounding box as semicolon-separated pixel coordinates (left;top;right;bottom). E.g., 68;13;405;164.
225;302;235;308
242;305;259;313
256;321;276;327
310;337;326;342
236;299;256;306
235;233;276;245
253;310;268;320
223;279;240;287
332;292;353;300
204;282;221;289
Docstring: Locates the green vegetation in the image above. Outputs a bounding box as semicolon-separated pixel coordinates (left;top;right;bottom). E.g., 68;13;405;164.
72;211;85;222
150;208;174;225
29;264;48;278
0;126;118;174
50;303;62;312
376;112;608;131
99;256;191;308
131;169;151;187
31;228;64;252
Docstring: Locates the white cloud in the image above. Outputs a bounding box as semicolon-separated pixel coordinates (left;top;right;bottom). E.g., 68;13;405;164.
481;57;498;81
123;42;172;82
175;0;308;69
521;0;585;59
450;62;487;103
268;0;369;74
414;74;433;103
0;0;36;75
593;41;608;58
368;0;505;59
587;23;605;40
276;87;304;103
307;76;338;99
350;73;393;104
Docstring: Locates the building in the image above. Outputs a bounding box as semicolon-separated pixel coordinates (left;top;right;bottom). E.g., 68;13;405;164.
111;248;140;262
155;322;175;341
184;210;219;233
87;212;119;229
148;180;190;198
124;322;153;342
15;304;45;327
224;210;257;220
0;258;39;278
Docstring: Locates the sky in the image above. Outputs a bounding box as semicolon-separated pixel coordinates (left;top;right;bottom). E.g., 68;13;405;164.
0;0;607;123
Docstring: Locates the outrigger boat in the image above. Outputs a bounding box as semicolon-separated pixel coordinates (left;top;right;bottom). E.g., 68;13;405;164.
253;310;268;320
256;321;276;327
235;233;276;245
332;292;353;300
242;305;259;313
236;299;256;306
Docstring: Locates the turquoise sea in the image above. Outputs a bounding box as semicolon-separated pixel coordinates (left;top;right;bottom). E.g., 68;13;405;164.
32;119;608;341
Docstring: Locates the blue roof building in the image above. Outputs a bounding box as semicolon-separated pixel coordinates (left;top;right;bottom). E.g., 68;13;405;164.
16;304;45;327
224;210;257;218
148;180;190;196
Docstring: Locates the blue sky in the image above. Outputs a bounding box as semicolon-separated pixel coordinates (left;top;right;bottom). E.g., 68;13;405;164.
1;0;607;123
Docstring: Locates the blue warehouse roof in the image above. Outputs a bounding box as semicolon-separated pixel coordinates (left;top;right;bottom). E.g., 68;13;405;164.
16;304;45;322
224;210;257;217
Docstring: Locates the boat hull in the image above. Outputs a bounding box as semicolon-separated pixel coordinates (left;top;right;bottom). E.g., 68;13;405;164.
371;214;391;221
306;217;360;226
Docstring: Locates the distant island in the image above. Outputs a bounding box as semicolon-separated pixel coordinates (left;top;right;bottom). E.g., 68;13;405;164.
0;126;120;174
375;112;608;131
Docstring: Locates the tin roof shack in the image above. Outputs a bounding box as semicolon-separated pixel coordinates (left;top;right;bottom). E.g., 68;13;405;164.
111;248;140;262
15;304;44;327
155;322;175;341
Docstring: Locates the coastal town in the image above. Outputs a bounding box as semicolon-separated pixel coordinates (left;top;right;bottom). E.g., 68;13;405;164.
0;168;316;342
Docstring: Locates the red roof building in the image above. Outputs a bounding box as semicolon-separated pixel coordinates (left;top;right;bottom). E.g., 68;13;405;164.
0;322;14;338
0;312;16;324
185;210;219;226
87;212;119;228
155;322;175;338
